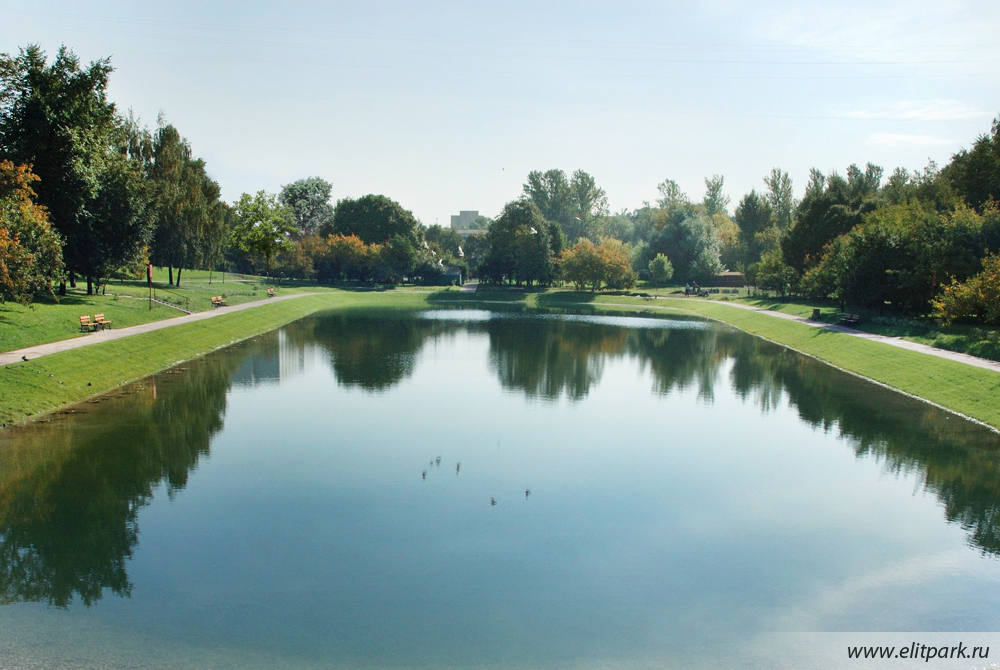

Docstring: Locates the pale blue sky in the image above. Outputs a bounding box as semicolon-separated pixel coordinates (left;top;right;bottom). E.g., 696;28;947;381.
3;1;998;225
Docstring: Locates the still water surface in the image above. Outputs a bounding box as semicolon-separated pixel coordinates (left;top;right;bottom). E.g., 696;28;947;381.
1;309;999;668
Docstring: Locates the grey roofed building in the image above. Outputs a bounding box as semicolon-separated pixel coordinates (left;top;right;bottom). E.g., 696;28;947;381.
450;210;486;238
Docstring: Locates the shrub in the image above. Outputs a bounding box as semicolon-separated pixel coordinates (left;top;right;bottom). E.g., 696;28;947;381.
933;254;1000;325
647;253;674;284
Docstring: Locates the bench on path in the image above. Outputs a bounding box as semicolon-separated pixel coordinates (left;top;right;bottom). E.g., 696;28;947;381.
79;315;97;332
839;313;861;326
210;295;228;307
93;313;112;329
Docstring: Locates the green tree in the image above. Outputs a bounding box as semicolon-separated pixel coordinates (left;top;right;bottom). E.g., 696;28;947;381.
943;117;1000;210
782;164;882;273
0;44;151;294
377;234;418;284
567;169;609;242
647;253;674;284
734;190;773;269
480;200;554;285
656;178;690;213
523;169;572;231
230;191;296;276
424;224;464;256
328;194;421;246
279;176;334;237
645;212;722;282
702;174;729;217
148;122;224;286
751;249;797;296
84;145;153;293
763;168;794;229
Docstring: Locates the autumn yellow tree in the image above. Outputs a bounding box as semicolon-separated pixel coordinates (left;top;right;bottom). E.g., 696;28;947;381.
933;254;1000;325
560;237;635;291
0;161;64;303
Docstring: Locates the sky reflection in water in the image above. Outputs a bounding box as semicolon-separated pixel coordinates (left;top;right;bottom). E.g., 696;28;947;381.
1;309;998;669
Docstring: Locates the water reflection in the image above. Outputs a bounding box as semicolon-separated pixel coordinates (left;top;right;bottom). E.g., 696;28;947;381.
296;311;1000;556
285;312;449;391
1;310;998;615
0;342;251;606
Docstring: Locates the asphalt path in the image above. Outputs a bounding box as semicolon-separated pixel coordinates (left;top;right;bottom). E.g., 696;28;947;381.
0;293;311;366
2;293;998;374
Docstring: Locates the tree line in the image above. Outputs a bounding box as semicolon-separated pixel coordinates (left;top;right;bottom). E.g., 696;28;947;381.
2;44;998;325
0;45;466;304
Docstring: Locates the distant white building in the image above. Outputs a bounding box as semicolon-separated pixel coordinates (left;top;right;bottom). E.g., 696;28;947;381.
450;210;486;238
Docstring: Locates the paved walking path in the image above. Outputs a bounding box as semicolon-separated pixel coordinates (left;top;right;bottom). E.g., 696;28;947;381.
3;291;999;374
462;295;1000;374
0;293;311;366
637;297;1000;373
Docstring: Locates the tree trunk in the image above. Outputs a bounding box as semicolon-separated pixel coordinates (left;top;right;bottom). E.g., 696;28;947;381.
58;281;67;296
168;265;173;286
176;267;182;286
69;273;76;288
86;276;93;295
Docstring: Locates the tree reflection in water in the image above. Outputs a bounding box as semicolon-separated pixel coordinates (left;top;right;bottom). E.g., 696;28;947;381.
1;311;997;610
0;338;252;607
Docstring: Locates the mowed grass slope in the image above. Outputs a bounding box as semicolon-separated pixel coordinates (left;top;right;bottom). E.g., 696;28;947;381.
0;294;180;352
656;297;1000;429
2;284;999;431
0;291;430;426
0;267;277;352
436;289;1000;429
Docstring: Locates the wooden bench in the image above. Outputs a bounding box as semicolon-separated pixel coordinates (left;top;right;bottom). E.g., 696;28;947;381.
210;295;228;307
79;315;97;332
93;313;111;329
839;313;861;326
266;287;276;297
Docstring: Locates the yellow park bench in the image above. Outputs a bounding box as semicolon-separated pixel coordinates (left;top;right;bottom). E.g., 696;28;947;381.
211;295;228;307
79;315;97;332
93;313;112;329
266;287;276;297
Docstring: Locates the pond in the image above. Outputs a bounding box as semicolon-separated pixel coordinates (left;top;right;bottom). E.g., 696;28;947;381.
1;309;999;669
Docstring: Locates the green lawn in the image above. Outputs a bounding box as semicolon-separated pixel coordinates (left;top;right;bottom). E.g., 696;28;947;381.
1;293;182;352
2;283;999;431
429;288;1000;429
0;290;434;426
0;268;314;352
721;295;1000;362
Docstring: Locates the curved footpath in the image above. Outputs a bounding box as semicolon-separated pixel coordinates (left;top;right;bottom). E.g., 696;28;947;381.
2;292;999;375
683;298;1000;373
0;293;311;366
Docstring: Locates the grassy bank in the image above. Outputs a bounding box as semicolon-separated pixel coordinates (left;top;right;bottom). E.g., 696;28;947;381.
2;286;999;431
0;290;431;426
434;289;1000;430
0;267;276;352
